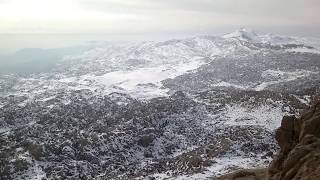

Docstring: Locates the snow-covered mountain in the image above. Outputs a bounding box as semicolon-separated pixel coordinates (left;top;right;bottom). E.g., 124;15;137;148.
0;29;320;179
2;29;319;100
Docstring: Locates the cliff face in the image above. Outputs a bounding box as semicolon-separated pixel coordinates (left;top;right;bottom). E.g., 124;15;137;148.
269;100;320;180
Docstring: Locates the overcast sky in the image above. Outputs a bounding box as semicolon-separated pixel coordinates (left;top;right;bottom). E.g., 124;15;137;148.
0;0;319;35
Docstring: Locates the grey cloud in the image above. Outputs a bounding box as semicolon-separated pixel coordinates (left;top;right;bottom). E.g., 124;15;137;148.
75;0;314;24
77;0;302;15
0;0;319;34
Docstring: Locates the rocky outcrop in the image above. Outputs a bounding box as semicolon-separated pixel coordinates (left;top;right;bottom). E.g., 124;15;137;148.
216;99;320;180
269;99;320;180
216;168;267;180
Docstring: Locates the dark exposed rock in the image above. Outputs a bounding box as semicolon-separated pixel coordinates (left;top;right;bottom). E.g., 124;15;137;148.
138;134;155;147
25;142;43;161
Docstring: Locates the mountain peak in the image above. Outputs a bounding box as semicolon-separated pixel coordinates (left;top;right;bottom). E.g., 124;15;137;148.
223;28;260;41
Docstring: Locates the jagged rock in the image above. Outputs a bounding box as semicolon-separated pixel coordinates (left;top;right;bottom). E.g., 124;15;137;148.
269;100;320;180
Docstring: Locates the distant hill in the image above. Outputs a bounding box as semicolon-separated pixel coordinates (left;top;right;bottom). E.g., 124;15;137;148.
0;46;90;74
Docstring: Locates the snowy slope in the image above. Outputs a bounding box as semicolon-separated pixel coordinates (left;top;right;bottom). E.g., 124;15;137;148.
3;28;319;101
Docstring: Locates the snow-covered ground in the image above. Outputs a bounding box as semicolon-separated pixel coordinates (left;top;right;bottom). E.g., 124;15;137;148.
1;28;319;180
147;154;270;180
254;69;318;91
287;47;320;54
223;103;286;130
175;155;269;180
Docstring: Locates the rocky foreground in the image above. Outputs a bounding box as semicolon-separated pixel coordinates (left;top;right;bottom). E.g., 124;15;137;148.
217;99;320;180
269;98;320;180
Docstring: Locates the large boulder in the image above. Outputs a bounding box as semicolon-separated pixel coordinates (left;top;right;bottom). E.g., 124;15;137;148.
269;99;320;180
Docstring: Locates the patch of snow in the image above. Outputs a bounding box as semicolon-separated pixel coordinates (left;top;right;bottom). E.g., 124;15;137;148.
255;69;317;91
13;152;47;180
254;82;273;91
211;81;248;90
0;127;11;134
39;96;56;102
146;173;171;180
168;155;268;180
223;28;307;47
58;76;77;83
293;95;312;105
171;145;198;158
19;165;46;180
223;104;285;130
259;34;298;45
84;58;207;99
303;95;312;104
17;100;27;107
299;37;320;50
287;47;320;54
